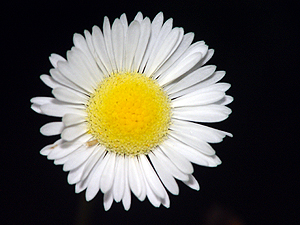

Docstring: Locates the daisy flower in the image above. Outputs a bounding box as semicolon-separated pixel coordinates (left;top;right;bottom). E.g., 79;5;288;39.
31;12;233;211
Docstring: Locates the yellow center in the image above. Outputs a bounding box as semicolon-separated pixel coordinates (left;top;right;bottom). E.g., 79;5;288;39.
86;72;171;156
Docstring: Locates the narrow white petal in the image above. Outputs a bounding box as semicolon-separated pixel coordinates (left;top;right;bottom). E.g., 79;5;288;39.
30;97;53;105
120;13;128;30
173;105;232;123
124;21;140;71
52;87;88;104
170;70;226;99
40;74;60;89
61;123;87;141
86;151;110;201
40;100;85;117
149;152;179;195
113;155;125;202
92;26;112;74
147;28;183;76
139;12;164;72
103;190;114;211
171;91;225;108
159;141;194;174
112;19;124;71
49;53;66;68
198;48;214;67
63;144;95;171
103;17;117;72
144;18;173;75
165;136;221;167
158;52;203;86
128;156;142;198
40;139;63;156
40;122;64;136
139;154;166;199
62;113;86;127
31;104;42;114
68;47;103;85
216;95;234;105
132;18;151;71
167;65;216;94
171;118;232;143
183;175;200;191
170;132;215;156
122;157;131;210
154;147;189;181
67;162;86;184
57;60;94;94
157;41;207;84
76;149;105;194
134;12;143;22
50;68;84;93
153;32;195;79
100;152;116;193
81;145;106;181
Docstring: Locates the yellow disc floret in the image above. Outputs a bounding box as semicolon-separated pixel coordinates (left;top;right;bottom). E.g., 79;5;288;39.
86;71;171;156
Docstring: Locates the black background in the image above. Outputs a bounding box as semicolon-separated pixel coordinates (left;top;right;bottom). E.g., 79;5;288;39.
2;1;298;224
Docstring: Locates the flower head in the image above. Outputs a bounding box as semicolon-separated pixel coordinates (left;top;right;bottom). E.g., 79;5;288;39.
31;12;233;210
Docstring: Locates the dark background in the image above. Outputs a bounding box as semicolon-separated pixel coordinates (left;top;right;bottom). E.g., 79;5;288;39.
2;1;298;224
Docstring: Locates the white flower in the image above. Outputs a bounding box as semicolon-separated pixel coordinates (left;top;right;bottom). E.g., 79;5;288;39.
31;12;233;211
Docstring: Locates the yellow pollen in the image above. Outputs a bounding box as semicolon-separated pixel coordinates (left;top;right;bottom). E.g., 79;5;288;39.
86;71;171;156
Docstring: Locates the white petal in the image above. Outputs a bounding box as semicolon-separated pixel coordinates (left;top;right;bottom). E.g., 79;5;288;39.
132;18;151;71
63;144;95;171
170;70;226;99
40;139;63;156
122;157;131;210
92;26;112;74
103;17;117;72
158;52;203;86
52;87;88;104
183;175;200;191
81;145;106;181
216;95;234;105
134;12;143;22
169;131;215;156
62;113;86;127
57;60;94;94
139;12;164;72
173;105;232;123
85;151;110;201
124;20;140;71
153;147;189;181
31;104;42;114
100;152;116;193
67;162;86;184
167;65;216;94
148;152;179;195
49;53;66;68
170;118;232;143
159;141;194;174
61;123;87;141
30;97;53;105
144;18;173;75
112;19;124;71
40;122;64;136
50;68;84;93
171;91;225;107
166;136;221;167
139;154;166;199
76;149;105;194
128;156;143;198
113;155;125;202
40;74;60;89
103;190;114;211
40;100;84;117
153;32;195;79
